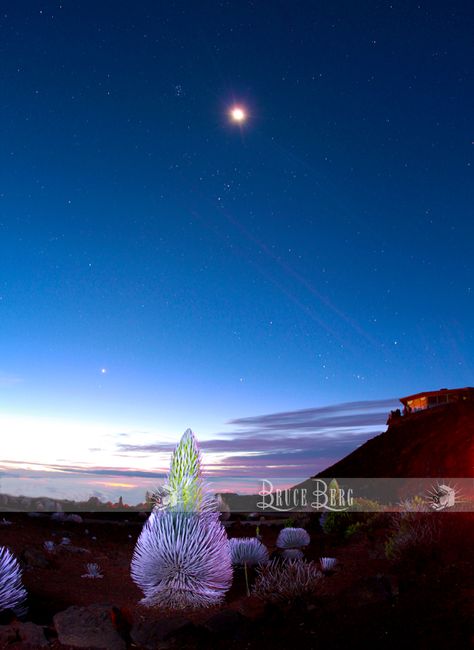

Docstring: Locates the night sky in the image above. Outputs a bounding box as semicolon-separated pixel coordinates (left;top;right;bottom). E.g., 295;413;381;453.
1;2;473;501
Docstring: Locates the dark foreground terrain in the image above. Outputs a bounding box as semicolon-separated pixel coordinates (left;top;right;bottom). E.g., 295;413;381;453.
0;510;472;649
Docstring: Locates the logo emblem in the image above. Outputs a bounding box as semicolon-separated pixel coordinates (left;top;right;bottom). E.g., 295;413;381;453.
427;483;456;510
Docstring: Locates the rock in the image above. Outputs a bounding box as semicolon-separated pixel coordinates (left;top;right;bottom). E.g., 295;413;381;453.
54;604;127;649
57;544;90;554
131;616;199;649
0;625;18;645
15;621;48;647
21;547;50;569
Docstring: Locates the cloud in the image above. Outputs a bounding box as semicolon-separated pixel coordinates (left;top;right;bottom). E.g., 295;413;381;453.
226;398;397;430
0;399;399;497
0;373;22;387
117;398;398;477
0;460;166;481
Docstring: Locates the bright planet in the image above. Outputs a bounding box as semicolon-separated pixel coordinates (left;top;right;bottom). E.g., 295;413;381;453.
229;106;246;122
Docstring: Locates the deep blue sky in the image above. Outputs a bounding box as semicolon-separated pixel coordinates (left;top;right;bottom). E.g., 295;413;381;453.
0;2;473;498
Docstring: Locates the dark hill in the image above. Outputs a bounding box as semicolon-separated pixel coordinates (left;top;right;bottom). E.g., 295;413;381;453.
315;401;474;478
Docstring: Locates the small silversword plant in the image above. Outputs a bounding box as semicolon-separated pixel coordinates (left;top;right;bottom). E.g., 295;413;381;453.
81;563;103;579
320;557;337;572
229;537;269;597
276;527;310;549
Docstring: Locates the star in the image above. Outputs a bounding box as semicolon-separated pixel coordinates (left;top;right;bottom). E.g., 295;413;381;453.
100;368;107;374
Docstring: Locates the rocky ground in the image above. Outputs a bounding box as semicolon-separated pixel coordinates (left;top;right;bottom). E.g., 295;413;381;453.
0;512;472;649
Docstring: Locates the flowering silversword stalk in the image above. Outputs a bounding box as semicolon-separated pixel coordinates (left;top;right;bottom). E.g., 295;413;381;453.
131;429;233;609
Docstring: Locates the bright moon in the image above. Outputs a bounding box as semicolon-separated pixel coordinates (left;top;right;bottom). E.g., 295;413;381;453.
230;106;246;123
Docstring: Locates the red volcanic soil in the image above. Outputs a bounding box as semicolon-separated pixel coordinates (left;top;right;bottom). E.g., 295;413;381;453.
0;511;472;649
316;401;474;478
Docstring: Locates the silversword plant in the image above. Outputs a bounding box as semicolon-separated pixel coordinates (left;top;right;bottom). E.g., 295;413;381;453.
229;537;269;597
320;557;337;572
276;527;310;549
0;547;27;615
229;538;269;566
131;429;233;609
81;563;103;579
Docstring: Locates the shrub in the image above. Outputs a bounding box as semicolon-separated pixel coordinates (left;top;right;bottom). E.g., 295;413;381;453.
351;497;384;512
252;559;321;602
344;521;364;539
131;429;233;609
346;511;390;540
384;510;441;562
276;527;310;549
229;538;269;566
321;511;353;536
0;547;27;615
398;496;431;512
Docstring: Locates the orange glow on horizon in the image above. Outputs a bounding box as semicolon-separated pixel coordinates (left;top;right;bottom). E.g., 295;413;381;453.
93;481;137;488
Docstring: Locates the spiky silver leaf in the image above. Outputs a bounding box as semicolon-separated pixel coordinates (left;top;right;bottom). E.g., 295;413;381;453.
131;509;232;609
276;527;310;549
0;546;27;615
229;538;269;566
252;558;321;602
